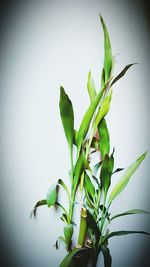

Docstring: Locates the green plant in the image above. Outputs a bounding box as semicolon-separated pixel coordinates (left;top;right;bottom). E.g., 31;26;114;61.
31;15;149;267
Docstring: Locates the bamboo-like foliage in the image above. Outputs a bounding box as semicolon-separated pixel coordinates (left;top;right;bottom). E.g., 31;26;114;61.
31;15;149;267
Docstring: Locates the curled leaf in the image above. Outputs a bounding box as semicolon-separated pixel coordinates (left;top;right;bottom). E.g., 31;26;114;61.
30;199;47;218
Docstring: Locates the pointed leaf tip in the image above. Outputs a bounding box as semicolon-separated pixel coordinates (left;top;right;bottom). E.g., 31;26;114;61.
108;152;147;204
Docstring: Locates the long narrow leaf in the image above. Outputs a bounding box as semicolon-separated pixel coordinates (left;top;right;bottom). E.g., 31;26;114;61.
98;118;110;159
101;245;112;267
72;151;85;194
108;152;147;204
110;209;149;221
30;199;47;218
59;87;74;151
84;172;95;200
100;153;114;197
87;70;96;102
77;87;105;152
100;15;112;82
107;230;150;240
110;64;136;87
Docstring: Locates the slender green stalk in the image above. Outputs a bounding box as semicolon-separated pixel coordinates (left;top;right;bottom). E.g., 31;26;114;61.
78;207;87;247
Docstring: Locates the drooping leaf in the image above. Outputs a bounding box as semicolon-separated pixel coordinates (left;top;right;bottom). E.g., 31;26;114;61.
59;248;87;267
112;168;124;174
106;230;150;240
110;209;149;221
55;201;70;223
30;199;47;218
108;152;147;204
98;118;110;159
100;152;114;197
77;87;105;152
87;70;96;102
54;236;66;249
84;172;95;200
110;64;136;87
59;87;74;152
94;90;112;129
100;15;112;83
72;151;85;194
64;224;74;251
58;179;71;202
101;245;112;267
47;184;58;208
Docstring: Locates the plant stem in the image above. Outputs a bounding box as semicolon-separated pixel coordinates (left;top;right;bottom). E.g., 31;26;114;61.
78;207;87;247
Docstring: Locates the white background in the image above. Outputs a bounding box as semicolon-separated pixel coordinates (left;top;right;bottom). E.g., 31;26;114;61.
0;0;150;266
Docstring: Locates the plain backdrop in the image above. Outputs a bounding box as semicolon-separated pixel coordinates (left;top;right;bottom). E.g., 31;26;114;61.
0;0;150;266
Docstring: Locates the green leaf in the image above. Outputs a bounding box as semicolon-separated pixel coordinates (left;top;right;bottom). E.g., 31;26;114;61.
110;64;136;87
54;236;67;249
47;184;58;208
108;152;147;204
72;151;85;194
93;161;102;176
87;70;96;102
86;210;100;242
106;230;150;240
58;179;71;202
110;209;149;221
73;129;78;146
59;87;74;151
101;245;112;267
59;248;87;267
94;90;112;129
100;152;114;197
100;15;112;82
64;224;74;251
30;199;47;218
112;168;124;174
77;87;105;152
98;118;110;160
84;173;95;200
101;67;105;88
61;213;68;224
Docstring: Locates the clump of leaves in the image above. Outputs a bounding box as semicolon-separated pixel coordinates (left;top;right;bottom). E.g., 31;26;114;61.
31;15;149;267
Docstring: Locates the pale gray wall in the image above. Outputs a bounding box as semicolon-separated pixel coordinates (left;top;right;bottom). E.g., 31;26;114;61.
0;0;150;266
